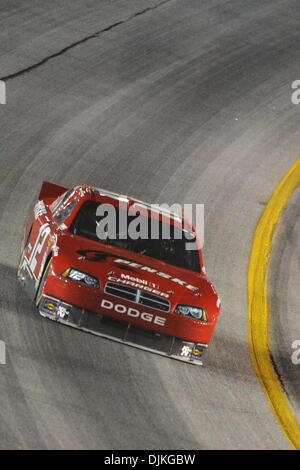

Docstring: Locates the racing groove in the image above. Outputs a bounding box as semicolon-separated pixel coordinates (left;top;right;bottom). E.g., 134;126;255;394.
0;0;300;449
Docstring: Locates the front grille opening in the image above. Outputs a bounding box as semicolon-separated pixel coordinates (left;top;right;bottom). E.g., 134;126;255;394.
139;297;169;312
104;282;170;312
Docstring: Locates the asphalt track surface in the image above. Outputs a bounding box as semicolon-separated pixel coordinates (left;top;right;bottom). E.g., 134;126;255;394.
0;0;299;449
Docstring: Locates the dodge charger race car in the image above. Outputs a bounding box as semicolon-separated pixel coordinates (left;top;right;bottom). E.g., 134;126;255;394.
18;181;221;365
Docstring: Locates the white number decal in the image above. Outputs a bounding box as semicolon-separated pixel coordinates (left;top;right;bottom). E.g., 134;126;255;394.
28;223;51;277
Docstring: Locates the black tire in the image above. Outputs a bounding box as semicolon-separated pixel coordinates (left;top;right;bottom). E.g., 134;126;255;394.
17;227;32;279
35;258;51;307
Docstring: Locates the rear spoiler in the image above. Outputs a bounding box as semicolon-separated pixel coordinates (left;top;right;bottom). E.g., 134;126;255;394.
38;181;68;201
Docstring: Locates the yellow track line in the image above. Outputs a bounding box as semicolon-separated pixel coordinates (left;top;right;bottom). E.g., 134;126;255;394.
248;157;300;450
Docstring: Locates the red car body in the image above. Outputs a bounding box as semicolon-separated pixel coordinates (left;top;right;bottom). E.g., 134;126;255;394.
18;181;221;365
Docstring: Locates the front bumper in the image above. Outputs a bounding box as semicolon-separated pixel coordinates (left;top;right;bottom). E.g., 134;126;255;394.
39;295;207;365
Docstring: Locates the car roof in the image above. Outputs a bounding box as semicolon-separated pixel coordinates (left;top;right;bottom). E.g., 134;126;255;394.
89;186;193;230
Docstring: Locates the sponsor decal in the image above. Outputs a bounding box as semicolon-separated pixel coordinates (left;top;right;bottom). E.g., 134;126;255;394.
100;299;166;326
43;299;59;313
119;273;158;289
179;343;204;360
114;258;199;292
180;342;193;358
192;347;201;356
192;344;205;360
108;273;170;298
56;305;70;319
42;299;70;319
76;251;198;292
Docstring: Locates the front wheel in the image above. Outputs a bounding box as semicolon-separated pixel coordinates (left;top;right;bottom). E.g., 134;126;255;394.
17;227;32;280
35;258;52;307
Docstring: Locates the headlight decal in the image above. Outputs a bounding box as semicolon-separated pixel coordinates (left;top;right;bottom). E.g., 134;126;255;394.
61;267;100;289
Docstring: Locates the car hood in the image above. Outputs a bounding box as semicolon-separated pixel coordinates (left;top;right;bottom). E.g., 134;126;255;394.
55;233;220;314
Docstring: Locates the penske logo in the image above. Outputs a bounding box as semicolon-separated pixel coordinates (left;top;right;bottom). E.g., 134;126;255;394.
101;299;167;326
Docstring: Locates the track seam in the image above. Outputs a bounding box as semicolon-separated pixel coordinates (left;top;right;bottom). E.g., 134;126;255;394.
248;157;300;450
0;0;174;82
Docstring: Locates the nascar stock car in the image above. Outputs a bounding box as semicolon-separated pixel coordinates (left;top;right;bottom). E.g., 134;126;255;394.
18;181;221;365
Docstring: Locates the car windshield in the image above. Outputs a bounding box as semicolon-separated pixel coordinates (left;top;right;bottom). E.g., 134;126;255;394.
69;200;200;272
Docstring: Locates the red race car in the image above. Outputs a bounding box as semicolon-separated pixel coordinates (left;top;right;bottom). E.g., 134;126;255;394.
18;181;221;365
